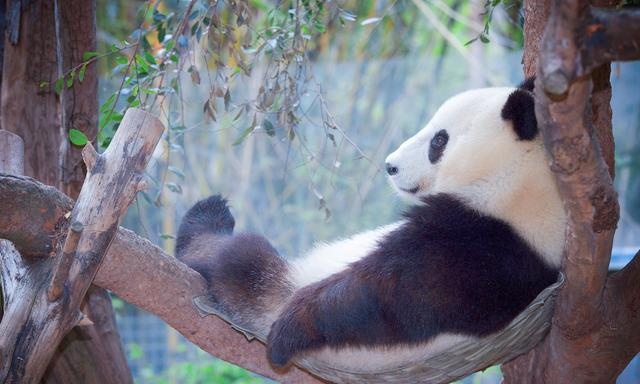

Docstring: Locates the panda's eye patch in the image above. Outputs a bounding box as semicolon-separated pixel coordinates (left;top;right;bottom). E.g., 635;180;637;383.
429;130;449;164
430;132;448;149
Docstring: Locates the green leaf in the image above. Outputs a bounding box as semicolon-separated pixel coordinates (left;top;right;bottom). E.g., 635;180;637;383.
144;51;157;65
129;343;144;360
68;129;88;146
157;24;166;43
100;93;117;113
115;55;129;65
263;119;275;137
224;89;231;111
66;69;76;88
82;51;99;61
78;63;87;82
54;77;64;94
233;127;254;145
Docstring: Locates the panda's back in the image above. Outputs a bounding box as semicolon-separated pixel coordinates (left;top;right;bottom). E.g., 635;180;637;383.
341;193;559;343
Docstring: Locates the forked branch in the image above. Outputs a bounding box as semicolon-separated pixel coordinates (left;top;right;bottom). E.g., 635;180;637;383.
0;173;322;384
0;109;163;383
540;3;640;95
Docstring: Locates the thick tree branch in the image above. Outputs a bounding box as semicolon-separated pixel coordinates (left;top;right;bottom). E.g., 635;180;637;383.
504;0;636;382
538;0;618;334
0;174;73;256
0;173;322;383
583;8;640;72
540;4;640;95
99;228;322;383
606;250;640;347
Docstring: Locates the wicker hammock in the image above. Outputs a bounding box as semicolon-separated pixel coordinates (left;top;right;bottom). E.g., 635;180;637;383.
194;274;564;384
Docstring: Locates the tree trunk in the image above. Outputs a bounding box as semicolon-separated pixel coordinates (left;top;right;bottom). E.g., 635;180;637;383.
0;108;163;384
0;1;132;383
502;1;640;382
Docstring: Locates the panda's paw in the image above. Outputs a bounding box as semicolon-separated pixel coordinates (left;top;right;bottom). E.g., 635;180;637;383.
266;311;318;369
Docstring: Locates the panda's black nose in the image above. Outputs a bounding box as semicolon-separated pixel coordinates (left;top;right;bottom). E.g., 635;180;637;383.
386;163;399;176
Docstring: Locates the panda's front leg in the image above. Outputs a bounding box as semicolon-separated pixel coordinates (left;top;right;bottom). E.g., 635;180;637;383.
267;271;387;368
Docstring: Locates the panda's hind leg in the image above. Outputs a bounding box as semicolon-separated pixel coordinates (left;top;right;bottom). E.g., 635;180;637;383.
176;195;292;334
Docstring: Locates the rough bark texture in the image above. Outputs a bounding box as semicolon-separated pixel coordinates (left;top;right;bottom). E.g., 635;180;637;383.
522;0;550;77
0;131;23;174
55;0;98;199
43;287;135;384
583;8;640;73
0;130;24;329
0;109;163;384
1;0;59;185
0;2;133;383
502;1;640;382
0;173;324;384
51;1;132;381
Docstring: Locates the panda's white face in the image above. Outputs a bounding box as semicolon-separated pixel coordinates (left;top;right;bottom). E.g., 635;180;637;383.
385;86;567;267
386;87;532;204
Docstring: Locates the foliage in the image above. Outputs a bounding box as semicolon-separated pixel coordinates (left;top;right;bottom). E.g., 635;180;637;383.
127;342;265;384
466;0;522;46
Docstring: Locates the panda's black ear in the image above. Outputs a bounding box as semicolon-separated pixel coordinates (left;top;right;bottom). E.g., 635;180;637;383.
501;89;538;140
518;77;535;92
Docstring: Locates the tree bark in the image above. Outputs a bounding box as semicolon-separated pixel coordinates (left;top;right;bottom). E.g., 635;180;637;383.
0;130;24;328
1;0;59;185
503;1;640;382
0;109;163;383
0;1;133;383
55;0;99;199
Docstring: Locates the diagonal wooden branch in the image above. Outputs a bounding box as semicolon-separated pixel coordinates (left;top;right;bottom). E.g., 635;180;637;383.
0;108;163;383
0;173;322;383
583;8;640;72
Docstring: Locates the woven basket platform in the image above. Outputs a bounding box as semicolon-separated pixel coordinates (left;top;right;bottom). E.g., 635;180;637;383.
195;274;564;384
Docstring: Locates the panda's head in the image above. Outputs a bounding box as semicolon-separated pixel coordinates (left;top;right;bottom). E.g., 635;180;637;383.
385;81;566;267
385;83;539;205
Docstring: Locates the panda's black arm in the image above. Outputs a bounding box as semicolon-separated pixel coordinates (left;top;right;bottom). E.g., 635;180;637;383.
266;269;402;368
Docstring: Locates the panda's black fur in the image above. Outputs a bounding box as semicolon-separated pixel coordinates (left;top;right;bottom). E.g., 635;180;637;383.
176;78;560;368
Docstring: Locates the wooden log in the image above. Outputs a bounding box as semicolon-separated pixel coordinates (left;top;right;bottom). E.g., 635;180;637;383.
0;108;163;383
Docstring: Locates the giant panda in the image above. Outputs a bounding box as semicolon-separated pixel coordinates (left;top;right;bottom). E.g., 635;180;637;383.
175;79;566;371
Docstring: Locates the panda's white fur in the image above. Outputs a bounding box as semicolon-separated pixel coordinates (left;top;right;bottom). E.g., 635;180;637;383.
176;82;566;372
385;87;565;267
